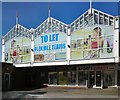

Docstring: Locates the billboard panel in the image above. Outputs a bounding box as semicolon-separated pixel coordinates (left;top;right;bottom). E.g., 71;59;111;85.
71;25;114;60
5;37;31;63
34;32;67;62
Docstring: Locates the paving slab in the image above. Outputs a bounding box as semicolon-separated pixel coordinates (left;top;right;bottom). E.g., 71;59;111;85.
2;86;120;99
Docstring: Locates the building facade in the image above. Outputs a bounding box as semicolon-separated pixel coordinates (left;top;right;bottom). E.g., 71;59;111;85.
2;8;120;89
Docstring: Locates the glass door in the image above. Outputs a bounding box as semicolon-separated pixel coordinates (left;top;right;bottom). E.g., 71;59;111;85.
89;71;95;88
49;72;57;85
96;71;101;87
59;72;67;85
104;71;115;86
4;73;10;90
78;71;88;85
68;72;76;85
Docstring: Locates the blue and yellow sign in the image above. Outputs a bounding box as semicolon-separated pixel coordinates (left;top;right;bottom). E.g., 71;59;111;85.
34;32;67;61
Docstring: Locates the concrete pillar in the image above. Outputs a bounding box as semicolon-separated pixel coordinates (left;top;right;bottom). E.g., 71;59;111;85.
67;26;71;65
88;71;90;88
94;71;96;88
101;79;103;89
31;31;34;66
86;80;88;88
113;17;119;87
114;17;119;63
101;71;104;89
57;71;59;85
76;66;78;86
2;37;5;62
114;64;118;87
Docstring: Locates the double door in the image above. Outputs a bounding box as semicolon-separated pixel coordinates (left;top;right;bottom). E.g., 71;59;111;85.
89;71;102;88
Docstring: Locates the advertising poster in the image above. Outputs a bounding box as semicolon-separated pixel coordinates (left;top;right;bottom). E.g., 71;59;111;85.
56;52;66;60
34;54;44;62
49;72;57;85
34;32;67;62
59;72;67;85
71;25;113;60
5;37;31;63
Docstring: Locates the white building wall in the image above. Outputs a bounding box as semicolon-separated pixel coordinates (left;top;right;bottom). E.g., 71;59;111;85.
3;9;120;67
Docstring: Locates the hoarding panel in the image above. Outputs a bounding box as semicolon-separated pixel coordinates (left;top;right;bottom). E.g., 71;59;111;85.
71;25;114;60
34;32;67;62
5;37;31;63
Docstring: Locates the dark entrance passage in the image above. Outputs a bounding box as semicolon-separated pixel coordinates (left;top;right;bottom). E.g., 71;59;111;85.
96;71;102;87
4;73;10;91
89;71;102;88
89;71;95;88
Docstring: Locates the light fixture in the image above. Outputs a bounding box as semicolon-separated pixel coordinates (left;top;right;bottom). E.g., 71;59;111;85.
31;49;34;52
67;45;71;48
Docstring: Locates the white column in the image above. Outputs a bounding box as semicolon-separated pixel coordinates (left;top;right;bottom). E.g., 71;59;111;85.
86;80;88;88
76;66;78;86
101;71;103;89
114;17;119;63
31;32;34;66
67;27;71;65
101;79;103;89
114;64;118;87
93;71;96;88
113;17;119;87
2;38;5;62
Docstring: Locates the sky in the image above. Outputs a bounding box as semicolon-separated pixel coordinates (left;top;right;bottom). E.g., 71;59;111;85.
0;2;120;61
2;2;119;35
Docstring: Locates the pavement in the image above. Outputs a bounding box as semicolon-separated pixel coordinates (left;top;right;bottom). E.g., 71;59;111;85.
2;86;120;99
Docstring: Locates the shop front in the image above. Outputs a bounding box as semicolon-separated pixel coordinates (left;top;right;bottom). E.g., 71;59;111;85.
48;66;77;86
77;64;116;88
48;64;116;88
48;71;76;86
